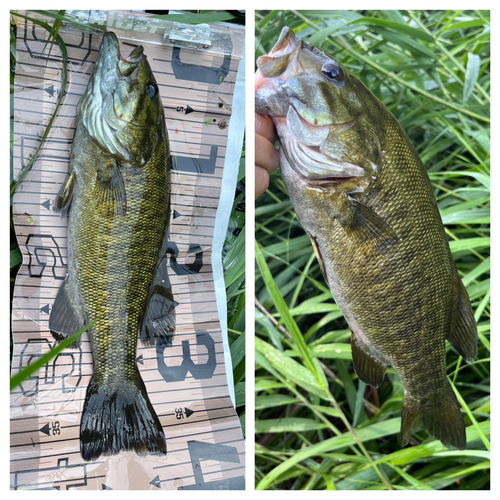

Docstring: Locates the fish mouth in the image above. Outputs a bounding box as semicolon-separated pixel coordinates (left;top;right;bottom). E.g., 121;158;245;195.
255;28;305;117
94;34;151;129
117;44;145;78
259;27;302;72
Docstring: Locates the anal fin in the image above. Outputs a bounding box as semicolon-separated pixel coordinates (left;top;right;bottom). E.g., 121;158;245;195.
49;277;84;348
140;255;177;346
351;334;386;388
448;279;478;363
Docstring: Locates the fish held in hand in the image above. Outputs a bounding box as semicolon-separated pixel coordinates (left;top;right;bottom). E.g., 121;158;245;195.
255;27;477;450
50;32;176;461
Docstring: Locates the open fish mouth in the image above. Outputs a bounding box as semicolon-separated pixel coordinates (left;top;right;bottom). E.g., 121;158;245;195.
117;44;145;78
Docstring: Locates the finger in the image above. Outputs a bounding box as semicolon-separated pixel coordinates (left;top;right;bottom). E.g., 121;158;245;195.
255;113;276;144
255;166;270;199
255;133;279;174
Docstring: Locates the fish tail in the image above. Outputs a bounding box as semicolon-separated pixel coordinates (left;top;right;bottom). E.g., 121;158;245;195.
401;385;466;450
80;375;166;461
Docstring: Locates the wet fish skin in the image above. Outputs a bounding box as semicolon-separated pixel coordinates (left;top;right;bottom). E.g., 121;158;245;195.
50;32;175;461
255;27;477;449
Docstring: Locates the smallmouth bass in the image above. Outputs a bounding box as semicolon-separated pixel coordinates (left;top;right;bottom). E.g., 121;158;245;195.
255;27;477;449
50;32;176;461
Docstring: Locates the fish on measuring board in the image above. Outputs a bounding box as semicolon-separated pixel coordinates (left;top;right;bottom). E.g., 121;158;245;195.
255;27;478;449
49;31;176;461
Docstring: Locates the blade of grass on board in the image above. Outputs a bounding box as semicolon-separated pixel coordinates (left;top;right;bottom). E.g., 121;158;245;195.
10;12;68;199
10;322;93;391
153;11;236;24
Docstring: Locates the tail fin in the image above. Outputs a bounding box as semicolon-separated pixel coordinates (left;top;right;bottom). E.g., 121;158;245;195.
401;385;466;450
80;376;166;461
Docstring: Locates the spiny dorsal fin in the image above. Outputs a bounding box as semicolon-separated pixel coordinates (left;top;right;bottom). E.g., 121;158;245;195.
448;278;478;363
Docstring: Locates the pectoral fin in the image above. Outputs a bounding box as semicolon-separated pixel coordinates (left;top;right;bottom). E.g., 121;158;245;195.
337;194;399;255
350;334;386;388
95;164;127;217
49;277;84;348
55;171;76;215
309;234;330;288
448;279;478;363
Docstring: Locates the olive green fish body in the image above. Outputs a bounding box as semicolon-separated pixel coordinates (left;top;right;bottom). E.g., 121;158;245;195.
50;32;175;461
256;28;477;449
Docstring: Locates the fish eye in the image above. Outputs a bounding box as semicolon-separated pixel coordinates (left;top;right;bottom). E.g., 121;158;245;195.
146;81;158;98
321;63;344;83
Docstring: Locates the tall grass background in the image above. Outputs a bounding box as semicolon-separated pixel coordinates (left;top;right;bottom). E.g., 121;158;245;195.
255;10;490;490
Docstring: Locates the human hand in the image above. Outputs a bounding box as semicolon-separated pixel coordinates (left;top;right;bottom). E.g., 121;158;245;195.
255;113;279;198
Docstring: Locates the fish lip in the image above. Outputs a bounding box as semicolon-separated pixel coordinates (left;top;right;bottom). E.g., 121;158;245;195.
124;44;144;63
269;27;301;58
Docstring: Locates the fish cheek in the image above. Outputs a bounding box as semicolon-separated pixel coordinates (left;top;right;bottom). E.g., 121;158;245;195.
333;120;381;177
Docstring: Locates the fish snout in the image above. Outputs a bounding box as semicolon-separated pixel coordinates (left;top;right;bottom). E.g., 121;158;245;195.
255;69;290;117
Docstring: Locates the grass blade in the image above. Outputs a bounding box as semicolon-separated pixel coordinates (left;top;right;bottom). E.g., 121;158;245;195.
10;322;93;391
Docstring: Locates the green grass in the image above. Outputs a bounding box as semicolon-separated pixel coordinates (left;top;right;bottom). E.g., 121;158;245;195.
255;10;490;490
225;144;246;435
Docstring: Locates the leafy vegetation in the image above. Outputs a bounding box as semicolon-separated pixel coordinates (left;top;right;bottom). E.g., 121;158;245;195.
255;10;490;490
225;144;246;435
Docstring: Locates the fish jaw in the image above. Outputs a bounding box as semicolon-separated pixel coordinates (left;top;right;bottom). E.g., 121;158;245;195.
255;69;289;117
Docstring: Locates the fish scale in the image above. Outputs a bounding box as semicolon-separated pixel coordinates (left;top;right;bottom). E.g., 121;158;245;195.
256;27;477;449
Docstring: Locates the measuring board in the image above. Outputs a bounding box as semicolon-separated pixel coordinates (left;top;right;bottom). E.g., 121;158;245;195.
10;11;245;490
